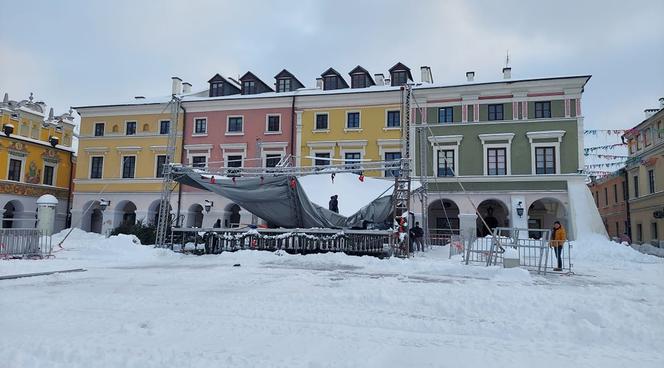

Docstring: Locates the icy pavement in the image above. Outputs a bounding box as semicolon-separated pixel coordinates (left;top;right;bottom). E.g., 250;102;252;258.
1;230;663;368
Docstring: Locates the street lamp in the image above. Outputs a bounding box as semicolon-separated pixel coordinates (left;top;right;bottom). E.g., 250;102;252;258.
99;198;111;211
516;201;524;218
204;200;214;213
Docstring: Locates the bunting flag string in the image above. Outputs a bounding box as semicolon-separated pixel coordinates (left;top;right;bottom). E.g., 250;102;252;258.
584;153;629;159
584;161;627;169
583;143;627;153
583;129;629;136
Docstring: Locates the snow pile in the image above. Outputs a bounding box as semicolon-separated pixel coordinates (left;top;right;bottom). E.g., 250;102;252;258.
50;228;174;263
567;180;608;238
573;233;663;265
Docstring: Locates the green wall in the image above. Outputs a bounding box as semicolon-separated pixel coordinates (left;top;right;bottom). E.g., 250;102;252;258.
427;180;568;192
416;119;579;176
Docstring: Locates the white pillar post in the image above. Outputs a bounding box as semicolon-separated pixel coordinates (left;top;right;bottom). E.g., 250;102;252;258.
37;195;59;236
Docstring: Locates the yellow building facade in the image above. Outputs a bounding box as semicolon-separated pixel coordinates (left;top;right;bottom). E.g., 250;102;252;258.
73;101;184;234
0;93;76;230
296;89;403;177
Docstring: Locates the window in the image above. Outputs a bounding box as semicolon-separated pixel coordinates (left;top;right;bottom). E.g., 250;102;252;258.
94;123;105;137
43;165;55;185
636;134;642;150
487;148;507;175
392;71;408;86
615;222;620;237
159;120;170;135
8;158;22;181
315;114;328;130
265;154;282;168
658;121;663;139
324;76;338;90
438;107;453;123
351;74;367;88
314;153;330;168
192;156;207;168
652;223;659;241
535;101;551;118
344;152;361;171
347;112;360;129
648;169;655;194
122;156;136;179
488;104;504;121
227;155;243;168
156;155;168;178
594;192;598;206
228;117;243;133
243;81;256;95
644;128;651;147
387;111;400;127
277;78;292;92
637;224;643;242
90;156;103;179
437;150;455;177
604;187;608;207
267;115;280;132
31;125;39;139
622;180;628;200
633;176;639;198
384;152;401;177
210;82;223;97
535;147;556;174
194;118;207;134
613;183;618;203
126;121;136;135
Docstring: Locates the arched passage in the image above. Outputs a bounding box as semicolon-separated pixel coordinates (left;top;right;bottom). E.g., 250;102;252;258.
114;200;137;227
528;198;567;239
2;200;24;228
80;200;103;234
476;199;509;237
148;200;173;226
224;203;241;228
427;199;459;235
186;203;204;228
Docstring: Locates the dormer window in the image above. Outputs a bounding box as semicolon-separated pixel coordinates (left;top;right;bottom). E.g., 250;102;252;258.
388;62;413;86
351;74;368;88
277;78;292;92
324;76;338;90
243;81;256;95
320;68;349;91
210;82;223;97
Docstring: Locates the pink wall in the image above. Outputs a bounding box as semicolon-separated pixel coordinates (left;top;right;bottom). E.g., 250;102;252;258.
183;106;294;176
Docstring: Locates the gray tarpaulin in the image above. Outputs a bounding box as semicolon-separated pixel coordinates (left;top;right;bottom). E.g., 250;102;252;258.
175;171;394;229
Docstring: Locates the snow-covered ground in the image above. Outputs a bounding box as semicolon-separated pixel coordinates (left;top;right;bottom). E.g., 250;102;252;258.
1;229;663;368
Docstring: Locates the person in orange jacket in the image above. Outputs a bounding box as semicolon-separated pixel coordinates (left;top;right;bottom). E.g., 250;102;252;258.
550;221;567;271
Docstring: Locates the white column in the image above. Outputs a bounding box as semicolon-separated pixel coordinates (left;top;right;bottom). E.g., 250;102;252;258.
295;111;303;167
101;210;115;236
458;213;477;241
37;195;58;236
510;195;528;237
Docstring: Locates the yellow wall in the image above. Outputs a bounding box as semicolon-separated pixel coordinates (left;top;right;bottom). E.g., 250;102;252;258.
75;112;183;193
0;111;74;148
0;136;73;189
300;104;402;176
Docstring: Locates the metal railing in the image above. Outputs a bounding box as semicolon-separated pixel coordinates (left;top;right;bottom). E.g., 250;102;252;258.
171;227;394;256
0;228;52;259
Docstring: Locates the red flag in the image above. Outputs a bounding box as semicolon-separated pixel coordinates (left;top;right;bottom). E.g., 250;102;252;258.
210;176;216;184
359;174;365;182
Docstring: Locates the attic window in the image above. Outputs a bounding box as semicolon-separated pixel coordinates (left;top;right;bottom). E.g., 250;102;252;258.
242;81;256;95
210;82;223;97
277;78;292;92
391;71;408;86
351;74;368;88
324;76;338;90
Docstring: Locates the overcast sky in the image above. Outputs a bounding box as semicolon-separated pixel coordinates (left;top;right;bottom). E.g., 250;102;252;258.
1;0;662;139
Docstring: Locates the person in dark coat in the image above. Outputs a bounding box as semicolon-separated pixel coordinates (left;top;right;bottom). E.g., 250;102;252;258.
410;221;425;251
329;195;339;213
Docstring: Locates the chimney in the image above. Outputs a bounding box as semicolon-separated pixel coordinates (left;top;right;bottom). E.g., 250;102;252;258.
182;82;192;94
466;71;475;82
374;73;385;86
502;67;511;79
645;109;658;119
385;77;391;86
171;76;182;95
316;78;323;89
134;96;145;100
659;97;664;109
420;66;433;84
2;93;8;104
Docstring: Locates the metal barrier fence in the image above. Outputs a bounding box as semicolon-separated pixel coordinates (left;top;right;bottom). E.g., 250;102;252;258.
0;228;52;259
463;227;570;274
171;227;394;256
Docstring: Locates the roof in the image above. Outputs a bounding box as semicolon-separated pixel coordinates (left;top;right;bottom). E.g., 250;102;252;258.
348;65;376;86
320;68;350;88
274;69;305;88
239;71;275;92
388;62;413;80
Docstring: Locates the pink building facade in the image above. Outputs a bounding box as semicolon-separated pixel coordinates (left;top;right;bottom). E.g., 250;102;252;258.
178;94;296;227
